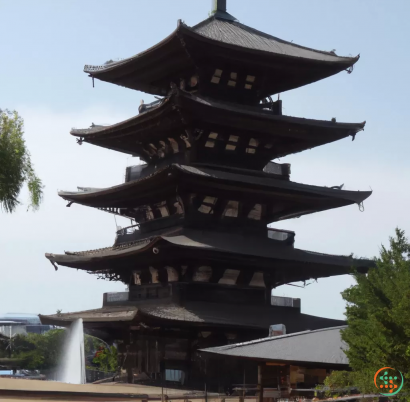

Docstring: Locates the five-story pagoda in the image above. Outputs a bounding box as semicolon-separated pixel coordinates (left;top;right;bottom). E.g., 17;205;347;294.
41;0;373;390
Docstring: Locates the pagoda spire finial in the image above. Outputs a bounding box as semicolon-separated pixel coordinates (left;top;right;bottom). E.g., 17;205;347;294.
212;0;227;13
210;0;236;21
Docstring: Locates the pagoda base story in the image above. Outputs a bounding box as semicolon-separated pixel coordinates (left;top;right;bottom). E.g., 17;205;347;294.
116;328;261;391
40;286;345;391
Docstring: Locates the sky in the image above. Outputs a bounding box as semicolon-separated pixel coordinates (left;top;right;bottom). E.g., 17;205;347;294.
1;0;410;321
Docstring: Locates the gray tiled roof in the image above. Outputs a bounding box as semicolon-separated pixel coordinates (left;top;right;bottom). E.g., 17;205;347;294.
39;306;138;325
45;226;374;280
192;18;355;63
200;326;349;365
40;301;346;332
58;164;371;205
139;302;346;332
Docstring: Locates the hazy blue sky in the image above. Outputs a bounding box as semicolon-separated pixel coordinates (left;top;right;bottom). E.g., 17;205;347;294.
1;0;410;320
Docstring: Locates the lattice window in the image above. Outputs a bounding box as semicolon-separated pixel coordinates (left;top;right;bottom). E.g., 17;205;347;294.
155;201;169;218
248;204;262;220
246;137;259;154
149;267;159;284
226;135;239;151
205;132;218;148
223;200;239;217
166;266;179;282
249;272;265;287
218;269;240;285
198;196;217;214
211;69;223;84
245;75;256;89
193;266;212;282
228;72;237;87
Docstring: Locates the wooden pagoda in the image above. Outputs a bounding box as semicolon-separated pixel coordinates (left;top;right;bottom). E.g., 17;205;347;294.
41;0;373;390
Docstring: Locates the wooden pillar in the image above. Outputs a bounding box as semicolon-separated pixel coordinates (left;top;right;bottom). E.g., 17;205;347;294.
125;344;133;384
263;273;274;305
239;368;245;402
258;363;264;402
204;355;208;402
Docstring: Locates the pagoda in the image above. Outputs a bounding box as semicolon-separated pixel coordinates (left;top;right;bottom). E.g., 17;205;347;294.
41;0;373;390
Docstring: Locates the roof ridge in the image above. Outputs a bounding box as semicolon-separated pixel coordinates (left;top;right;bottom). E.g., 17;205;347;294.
190;16;216;31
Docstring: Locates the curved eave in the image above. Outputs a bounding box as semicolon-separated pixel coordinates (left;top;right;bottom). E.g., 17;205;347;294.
84;22;181;75
40;303;345;332
137;302;347;331
83;21;189;95
84;19;358;95
70;96;173;145
39;307;138;327
85;21;357;77
45;238;157;268
45;229;375;277
57;164;372;209
176;92;366;136
72;92;365;139
69;91;365;158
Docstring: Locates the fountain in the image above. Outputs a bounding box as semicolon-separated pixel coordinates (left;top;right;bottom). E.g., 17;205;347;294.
58;318;86;384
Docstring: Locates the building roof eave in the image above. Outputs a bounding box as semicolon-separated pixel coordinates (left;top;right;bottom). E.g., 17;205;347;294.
39;306;138;327
44;227;375;277
83;17;359;95
40;303;346;333
68;90;365;158
56;163;372;208
199;325;350;366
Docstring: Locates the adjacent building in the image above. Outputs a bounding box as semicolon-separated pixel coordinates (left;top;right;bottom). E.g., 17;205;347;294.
200;326;349;398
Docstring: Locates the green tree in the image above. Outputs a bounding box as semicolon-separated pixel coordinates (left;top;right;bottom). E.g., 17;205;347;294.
0;329;116;372
328;229;410;396
12;329;65;370
92;345;118;372
0;109;43;212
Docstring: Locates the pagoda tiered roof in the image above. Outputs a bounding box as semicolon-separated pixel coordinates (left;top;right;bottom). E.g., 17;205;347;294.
84;17;358;100
42;3;372;390
71;91;365;165
58;164;371;225
46;227;374;287
39;302;346;332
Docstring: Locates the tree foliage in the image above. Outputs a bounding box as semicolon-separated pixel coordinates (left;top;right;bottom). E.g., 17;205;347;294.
0;328;116;372
92;345;118;372
11;329;65;370
0;109;43;212
328;229;410;396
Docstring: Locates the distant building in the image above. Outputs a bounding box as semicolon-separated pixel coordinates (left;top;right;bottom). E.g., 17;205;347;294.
0;313;52;337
